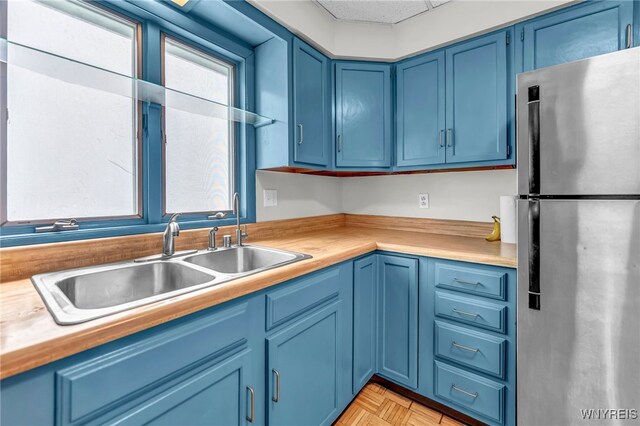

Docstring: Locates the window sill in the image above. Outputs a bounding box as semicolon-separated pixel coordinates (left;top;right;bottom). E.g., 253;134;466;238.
0;217;251;248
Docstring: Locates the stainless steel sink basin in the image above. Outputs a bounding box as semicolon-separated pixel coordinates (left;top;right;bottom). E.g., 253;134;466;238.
56;262;215;309
33;260;220;324
183;245;309;275
32;245;311;325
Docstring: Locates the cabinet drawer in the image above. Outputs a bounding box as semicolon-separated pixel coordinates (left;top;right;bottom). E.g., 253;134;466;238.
435;321;506;379
434;361;505;424
435;291;507;334
266;267;341;330
55;302;250;426
435;262;507;300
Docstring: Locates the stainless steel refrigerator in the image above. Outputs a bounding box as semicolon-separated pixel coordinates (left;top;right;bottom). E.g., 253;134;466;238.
517;47;640;425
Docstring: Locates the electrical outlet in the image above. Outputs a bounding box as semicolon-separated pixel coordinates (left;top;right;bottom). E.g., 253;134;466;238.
263;189;278;207
418;193;429;209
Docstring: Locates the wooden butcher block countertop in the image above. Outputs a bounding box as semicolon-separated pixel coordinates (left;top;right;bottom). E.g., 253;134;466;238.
0;214;516;379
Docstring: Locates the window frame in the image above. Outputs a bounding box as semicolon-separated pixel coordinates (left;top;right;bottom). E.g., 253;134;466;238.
0;0;145;227
160;33;238;220
0;0;257;247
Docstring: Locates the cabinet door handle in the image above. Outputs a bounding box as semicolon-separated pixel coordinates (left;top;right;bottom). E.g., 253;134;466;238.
453;278;482;287
272;368;280;403
297;124;304;145
337;134;342;153
626;24;632;49
446;128;453;148
451;384;479;398
452;308;479;318
246;385;255;423
439;129;445;148
452;341;480;353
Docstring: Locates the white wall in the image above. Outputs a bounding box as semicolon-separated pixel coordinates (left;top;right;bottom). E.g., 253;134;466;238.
256;169;517;223
256;171;342;221
341;169;517;222
248;0;575;61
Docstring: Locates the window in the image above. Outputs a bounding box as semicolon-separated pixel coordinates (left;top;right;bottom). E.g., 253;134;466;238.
2;0;140;224
162;36;235;215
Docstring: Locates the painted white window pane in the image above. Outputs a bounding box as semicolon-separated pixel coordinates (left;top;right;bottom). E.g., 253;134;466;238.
163;37;233;214
5;0;138;222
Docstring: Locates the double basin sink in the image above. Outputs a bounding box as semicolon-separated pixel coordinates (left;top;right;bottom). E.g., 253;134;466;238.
32;245;311;325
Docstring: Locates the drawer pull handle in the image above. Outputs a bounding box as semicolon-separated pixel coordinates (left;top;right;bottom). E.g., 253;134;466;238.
452;341;480;353
453;278;483;286
451;384;479;398
272;368;281;403
246;385;255;423
452;308;479;318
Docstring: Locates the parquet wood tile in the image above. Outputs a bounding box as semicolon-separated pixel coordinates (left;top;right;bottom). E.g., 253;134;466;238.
336;383;469;426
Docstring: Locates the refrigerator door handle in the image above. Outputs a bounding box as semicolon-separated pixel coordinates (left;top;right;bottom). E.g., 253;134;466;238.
528;198;541;310
527;86;541;195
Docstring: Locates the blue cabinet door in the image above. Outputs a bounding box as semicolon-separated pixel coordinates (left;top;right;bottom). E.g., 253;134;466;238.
445;31;509;164
519;1;634;72
377;255;418;388
353;254;378;394
335;62;392;168
396;51;446;167
293;38;330;167
267;302;342;426
111;350;255;426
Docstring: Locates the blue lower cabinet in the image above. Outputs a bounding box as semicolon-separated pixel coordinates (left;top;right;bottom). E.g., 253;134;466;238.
109;350;256;426
267;302;344;426
377;255;418;389
352;254;378;394
420;258;516;426
434;321;506;379
0;296;265;426
434;361;505;425
1;254;518;426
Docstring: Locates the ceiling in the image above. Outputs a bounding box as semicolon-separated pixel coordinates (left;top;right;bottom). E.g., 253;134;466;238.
314;0;452;25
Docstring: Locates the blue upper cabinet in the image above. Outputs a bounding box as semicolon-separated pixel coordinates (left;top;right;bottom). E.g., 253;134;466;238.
518;1;634;72
335;62;392;168
293;38;330;167
396;51;446;167
445;30;509;164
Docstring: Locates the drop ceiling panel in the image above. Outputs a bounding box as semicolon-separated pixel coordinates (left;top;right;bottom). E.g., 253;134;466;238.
316;0;429;25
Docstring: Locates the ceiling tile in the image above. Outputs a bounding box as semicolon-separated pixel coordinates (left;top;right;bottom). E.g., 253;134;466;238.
316;0;430;25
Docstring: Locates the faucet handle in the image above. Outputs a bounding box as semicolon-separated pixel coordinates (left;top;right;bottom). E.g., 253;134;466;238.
242;224;249;239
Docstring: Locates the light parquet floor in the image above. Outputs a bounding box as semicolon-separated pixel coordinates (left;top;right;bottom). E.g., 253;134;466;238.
335;383;468;426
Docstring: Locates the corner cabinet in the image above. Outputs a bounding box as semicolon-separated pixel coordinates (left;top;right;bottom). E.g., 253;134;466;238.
335;62;392;169
292;38;331;167
353;254;378;393
377;254;419;389
395;29;514;170
516;0;634;72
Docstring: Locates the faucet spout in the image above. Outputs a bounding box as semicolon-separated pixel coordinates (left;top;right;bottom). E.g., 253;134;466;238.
163;213;181;256
233;192;248;246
